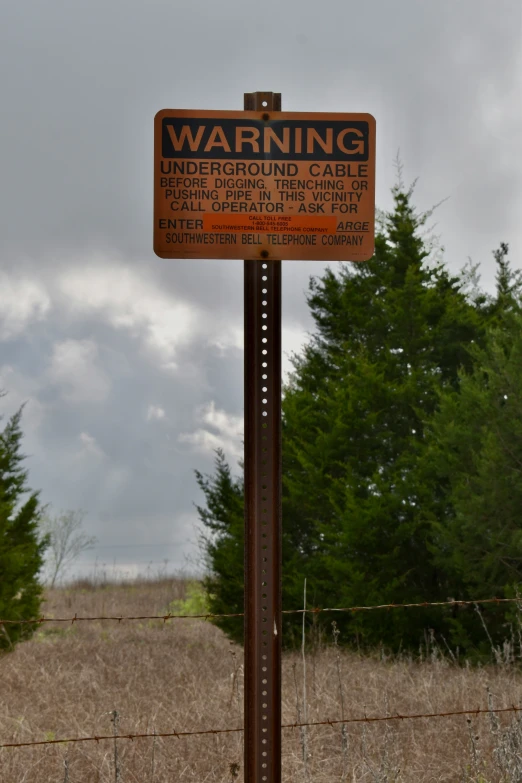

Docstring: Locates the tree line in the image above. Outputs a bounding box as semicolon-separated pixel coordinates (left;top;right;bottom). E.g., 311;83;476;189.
1;176;520;659
196;179;522;659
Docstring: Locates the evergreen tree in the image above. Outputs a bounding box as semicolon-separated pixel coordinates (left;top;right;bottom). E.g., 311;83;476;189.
196;181;485;652
196;450;244;642
280;182;483;650
0;397;48;652
489;242;522;320
419;248;522;656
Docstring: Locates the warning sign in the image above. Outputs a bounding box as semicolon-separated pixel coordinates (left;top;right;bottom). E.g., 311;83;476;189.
154;110;376;261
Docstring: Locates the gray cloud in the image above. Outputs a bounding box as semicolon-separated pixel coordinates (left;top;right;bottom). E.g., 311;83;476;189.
0;0;520;579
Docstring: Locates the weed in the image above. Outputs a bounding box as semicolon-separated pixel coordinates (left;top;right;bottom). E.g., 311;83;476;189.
167;581;210;617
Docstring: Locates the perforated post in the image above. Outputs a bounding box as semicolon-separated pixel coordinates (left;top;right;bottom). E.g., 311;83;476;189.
244;92;282;783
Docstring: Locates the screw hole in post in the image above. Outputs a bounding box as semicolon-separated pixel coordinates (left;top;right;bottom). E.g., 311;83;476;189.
245;251;281;780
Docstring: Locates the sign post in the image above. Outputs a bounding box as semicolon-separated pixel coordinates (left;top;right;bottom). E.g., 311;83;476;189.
153;95;375;783
243;90;283;783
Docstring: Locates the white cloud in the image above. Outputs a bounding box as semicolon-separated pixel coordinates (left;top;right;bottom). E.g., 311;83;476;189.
78;431;105;460
282;324;309;381
176;327;308;464
147;404;165;421
178;401;243;461
47;339;110;403
58;260;198;369
0;273;51;339
208;324;243;356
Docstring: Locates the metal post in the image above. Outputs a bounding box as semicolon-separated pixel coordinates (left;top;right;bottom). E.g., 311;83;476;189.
244;91;282;783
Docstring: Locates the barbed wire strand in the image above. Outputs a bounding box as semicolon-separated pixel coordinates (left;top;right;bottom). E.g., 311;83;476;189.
0;596;519;626
3;705;522;750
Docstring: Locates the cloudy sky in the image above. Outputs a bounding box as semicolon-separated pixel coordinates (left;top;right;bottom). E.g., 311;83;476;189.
1;0;521;582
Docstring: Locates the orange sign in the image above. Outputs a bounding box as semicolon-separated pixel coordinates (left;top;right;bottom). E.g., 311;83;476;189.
154;110;376;261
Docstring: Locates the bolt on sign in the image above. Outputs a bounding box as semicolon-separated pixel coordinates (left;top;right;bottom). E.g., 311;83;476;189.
154;110;376;261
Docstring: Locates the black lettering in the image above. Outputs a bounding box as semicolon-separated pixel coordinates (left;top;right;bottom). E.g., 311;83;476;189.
267;234;317;246
321;234;364;246
337;221;369;231
165;232;238;245
161;119;370;161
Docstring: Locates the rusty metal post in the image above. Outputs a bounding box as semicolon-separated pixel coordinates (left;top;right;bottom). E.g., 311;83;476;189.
244;91;282;783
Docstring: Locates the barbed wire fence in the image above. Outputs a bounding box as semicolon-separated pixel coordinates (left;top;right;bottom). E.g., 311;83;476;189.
3;706;522;751
1;595;519;626
2;595;522;770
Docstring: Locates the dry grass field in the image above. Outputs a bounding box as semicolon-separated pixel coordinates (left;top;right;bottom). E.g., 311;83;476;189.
2;577;522;782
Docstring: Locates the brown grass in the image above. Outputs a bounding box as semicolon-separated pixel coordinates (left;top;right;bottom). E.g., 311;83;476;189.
1;578;522;782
